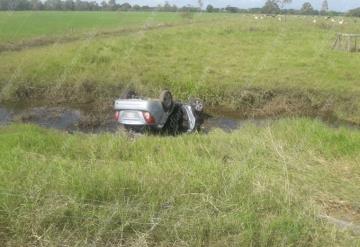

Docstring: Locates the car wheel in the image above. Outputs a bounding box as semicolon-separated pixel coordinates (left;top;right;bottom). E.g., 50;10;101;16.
160;90;173;112
121;89;137;99
191;99;204;112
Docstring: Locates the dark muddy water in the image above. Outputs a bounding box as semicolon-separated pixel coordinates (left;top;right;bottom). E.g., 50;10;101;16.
0;105;118;133
0;107;12;124
0;104;358;134
0;104;261;133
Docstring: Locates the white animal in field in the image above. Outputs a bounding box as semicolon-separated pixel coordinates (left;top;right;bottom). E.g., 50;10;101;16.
331;18;335;22
313;19;317;24
254;16;259;20
260;16;264;20
339;19;344;25
278;17;282;21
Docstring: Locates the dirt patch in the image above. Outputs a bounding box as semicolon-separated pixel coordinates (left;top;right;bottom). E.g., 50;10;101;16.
316;197;360;235
318;198;360;224
318;214;360;235
0;36;77;53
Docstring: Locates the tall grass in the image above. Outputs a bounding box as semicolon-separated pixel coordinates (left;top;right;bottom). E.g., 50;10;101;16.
0;119;359;245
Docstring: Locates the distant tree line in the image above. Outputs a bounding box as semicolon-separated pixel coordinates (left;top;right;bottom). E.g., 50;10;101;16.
0;0;200;11
347;7;360;17
259;0;343;16
0;0;358;17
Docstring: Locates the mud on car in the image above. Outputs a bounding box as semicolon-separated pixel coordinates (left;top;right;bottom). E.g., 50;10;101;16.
114;90;204;134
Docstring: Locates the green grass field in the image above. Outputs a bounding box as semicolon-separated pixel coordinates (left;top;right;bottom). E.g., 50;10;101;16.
0;12;359;122
0;12;360;246
0;11;189;42
1;120;359;246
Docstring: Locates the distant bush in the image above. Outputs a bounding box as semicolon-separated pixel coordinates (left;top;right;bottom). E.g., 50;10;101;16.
179;11;194;20
300;2;317;15
261;0;280;14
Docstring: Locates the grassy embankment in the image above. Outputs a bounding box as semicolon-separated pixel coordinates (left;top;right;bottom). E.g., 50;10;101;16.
0;119;359;246
0;13;359;123
0;12;359;246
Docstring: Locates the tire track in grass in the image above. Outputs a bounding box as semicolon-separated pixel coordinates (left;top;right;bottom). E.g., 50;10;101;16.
0;19;218;54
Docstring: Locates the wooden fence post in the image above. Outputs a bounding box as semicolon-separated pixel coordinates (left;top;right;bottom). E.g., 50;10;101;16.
333;33;360;52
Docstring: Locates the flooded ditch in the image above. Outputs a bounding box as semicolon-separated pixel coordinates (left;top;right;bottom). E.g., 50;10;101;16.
0;104;118;133
0;104;358;134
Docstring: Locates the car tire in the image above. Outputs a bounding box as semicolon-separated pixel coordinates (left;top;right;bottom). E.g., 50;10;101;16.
191;99;204;113
160;90;173;112
121;89;137;99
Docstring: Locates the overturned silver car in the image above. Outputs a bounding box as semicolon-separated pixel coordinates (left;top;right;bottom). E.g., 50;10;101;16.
114;90;204;134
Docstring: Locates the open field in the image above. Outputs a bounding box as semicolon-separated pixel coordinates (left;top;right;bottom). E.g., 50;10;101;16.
0;12;360;246
0;119;359;246
0;11;191;42
0;13;359;123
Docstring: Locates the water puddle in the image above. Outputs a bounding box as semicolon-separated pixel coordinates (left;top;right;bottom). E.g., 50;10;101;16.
17;107;81;130
0;104;358;134
0;104;257;133
0;107;12;125
0;105;118;133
